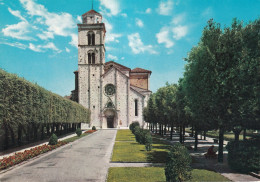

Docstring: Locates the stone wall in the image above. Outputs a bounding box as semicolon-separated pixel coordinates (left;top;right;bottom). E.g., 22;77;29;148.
130;73;148;90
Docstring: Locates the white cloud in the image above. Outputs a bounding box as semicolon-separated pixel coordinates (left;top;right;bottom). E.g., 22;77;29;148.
69;33;78;47
107;54;118;61
99;0;120;16
157;0;173;16
156;27;174;48
8;8;27;22
37;31;54;40
103;18;121;43
0;41;27;49
172;25;188;40
77;15;82;23
145;8;152;14
29;42;61;53
135;18;144;28
128;33;157;54
2;21;35;40
121;57;125;60
65;47;70;53
172;13;185;25
19;0;77;45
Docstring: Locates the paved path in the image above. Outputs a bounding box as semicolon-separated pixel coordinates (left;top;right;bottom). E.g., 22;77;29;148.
0;130;117;182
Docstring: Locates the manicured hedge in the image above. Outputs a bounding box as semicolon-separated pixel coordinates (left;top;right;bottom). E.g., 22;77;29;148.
226;139;260;172
0;69;90;149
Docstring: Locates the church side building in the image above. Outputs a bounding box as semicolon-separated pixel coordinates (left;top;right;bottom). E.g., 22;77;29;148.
71;9;152;129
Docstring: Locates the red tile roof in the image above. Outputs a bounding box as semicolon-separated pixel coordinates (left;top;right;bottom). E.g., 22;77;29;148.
82;9;102;17
131;67;152;74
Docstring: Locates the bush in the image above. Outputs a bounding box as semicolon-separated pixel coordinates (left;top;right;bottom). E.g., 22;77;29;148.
134;126;142;143
129;122;140;133
92;126;96;130
76;128;82;137
49;134;58;145
165;143;192;182
145;132;152;151
226;139;260;172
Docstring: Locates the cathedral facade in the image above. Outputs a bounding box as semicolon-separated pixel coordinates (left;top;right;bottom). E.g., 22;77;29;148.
72;9;152;128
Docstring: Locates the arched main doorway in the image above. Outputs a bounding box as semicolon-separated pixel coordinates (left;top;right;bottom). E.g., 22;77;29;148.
104;109;116;128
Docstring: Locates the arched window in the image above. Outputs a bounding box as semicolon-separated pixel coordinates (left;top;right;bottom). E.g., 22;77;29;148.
87;31;95;45
135;99;138;116
88;33;91;45
92;34;95;45
92;53;95;64
88;53;91;64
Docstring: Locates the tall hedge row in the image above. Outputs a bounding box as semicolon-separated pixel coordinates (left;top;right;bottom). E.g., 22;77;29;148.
0;69;90;150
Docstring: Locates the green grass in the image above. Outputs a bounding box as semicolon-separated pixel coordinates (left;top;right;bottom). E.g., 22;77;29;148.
115;130;136;141
62;132;90;143
191;169;230;181
107;167;166;182
112;130;170;162
107;167;230;182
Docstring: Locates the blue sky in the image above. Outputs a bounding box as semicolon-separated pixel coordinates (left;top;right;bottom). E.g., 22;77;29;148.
0;0;259;96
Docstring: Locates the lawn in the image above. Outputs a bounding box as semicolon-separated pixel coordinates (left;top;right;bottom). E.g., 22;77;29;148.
115;130;136;141
107;167;230;182
111;130;170;162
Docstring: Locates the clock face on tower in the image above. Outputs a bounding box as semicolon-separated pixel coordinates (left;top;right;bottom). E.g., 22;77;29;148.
105;84;116;96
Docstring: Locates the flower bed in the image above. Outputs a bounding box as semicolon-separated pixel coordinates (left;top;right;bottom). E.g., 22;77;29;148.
84;130;97;134
0;141;67;170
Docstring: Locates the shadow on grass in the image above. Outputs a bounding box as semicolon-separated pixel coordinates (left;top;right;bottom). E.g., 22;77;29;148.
147;150;168;163
152;145;171;150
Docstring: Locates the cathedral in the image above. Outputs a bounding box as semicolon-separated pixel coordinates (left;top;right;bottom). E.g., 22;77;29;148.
71;9;152;129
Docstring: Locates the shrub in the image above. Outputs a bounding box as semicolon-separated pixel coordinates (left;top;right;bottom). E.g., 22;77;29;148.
226;139;260;172
130;122;140;133
134;126;142;143
76;128;82;137
92;126;96;130
165;143;192;182
49;134;58;145
144;132;152;151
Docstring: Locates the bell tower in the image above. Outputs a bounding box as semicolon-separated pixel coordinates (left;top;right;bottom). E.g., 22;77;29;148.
78;9;106;128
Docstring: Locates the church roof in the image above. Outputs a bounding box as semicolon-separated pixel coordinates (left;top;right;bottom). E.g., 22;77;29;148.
102;66;129;78
130;86;145;97
82;9;102;17
130;85;152;93
131;67;152;74
105;61;131;72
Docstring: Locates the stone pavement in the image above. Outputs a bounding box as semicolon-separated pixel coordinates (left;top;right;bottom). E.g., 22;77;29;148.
0;130;117;182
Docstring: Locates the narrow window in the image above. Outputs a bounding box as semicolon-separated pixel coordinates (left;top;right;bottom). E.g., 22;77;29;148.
92;53;95;64
92;34;95;45
135;99;138;116
88;53;91;64
88;34;91;45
